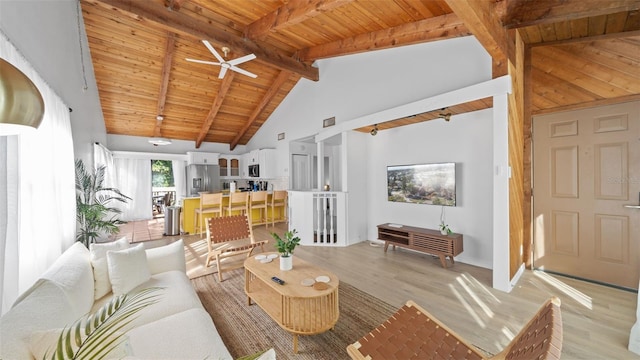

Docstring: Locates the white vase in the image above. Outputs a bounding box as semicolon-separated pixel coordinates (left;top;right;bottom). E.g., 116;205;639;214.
440;229;448;235
280;255;293;271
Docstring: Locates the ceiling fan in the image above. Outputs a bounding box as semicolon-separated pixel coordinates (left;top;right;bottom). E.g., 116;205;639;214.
186;40;257;79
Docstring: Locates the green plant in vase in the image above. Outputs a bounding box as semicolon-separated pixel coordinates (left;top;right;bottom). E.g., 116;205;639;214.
439;205;453;235
271;229;301;257
271;230;301;271
439;222;452;235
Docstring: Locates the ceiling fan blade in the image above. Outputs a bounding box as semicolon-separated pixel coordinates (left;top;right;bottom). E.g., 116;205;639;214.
185;58;221;66
202;40;225;63
218;66;228;79
230;66;257;78
228;53;256;66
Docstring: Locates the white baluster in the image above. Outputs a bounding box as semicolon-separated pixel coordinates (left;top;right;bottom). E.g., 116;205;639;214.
329;195;335;244
315;194;321;243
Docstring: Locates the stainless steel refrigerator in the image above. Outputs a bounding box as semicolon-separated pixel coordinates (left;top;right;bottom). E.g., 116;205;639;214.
185;164;221;196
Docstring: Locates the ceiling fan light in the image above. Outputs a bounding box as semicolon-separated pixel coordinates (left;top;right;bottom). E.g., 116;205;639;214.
148;137;172;146
0;58;45;136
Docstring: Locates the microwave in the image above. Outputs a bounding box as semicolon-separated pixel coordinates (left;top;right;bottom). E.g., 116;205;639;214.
248;164;259;177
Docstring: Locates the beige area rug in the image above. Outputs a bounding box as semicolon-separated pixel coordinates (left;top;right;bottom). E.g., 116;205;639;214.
191;270;398;359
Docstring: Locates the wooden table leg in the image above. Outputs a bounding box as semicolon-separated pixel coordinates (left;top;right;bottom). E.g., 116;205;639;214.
449;256;455;265
384;241;389;252
293;334;298;354
438;255;448;268
244;269;252;305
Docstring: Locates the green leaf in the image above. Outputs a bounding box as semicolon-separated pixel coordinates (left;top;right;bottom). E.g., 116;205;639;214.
48;287;163;360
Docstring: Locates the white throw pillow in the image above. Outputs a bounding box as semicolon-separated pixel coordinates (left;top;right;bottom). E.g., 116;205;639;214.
107;244;151;295
90;237;130;299
145;239;186;275
30;328;132;360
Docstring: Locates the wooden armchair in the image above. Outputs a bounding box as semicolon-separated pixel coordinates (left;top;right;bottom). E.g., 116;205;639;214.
205;215;268;282
347;297;562;360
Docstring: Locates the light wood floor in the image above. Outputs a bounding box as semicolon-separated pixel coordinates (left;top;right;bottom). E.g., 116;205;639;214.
147;221;639;359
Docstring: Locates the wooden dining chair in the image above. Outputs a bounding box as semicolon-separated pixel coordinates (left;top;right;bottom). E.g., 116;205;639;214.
205;215;268;281
347;297;562;360
194;192;223;235
269;190;288;227
227;191;249;217
249;191;268;227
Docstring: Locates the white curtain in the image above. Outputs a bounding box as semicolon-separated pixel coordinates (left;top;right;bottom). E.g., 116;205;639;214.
172;160;186;205
113;158;152;221
0;31;75;315
93;142;116;189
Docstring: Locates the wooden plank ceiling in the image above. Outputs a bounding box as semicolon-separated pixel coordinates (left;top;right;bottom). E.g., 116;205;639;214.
81;0;640;148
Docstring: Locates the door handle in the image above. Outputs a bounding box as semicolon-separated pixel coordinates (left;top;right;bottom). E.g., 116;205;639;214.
623;205;640;209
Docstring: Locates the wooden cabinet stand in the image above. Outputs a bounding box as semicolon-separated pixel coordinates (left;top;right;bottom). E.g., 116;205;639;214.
377;223;463;268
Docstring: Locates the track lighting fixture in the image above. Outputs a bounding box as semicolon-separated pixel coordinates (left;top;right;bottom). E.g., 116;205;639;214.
370;124;378;136
439;113;452;122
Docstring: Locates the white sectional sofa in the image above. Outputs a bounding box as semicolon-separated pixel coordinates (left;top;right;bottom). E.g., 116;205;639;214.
0;239;233;359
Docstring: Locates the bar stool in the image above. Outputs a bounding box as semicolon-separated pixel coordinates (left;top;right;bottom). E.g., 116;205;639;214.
269;190;288;227
227;191;249;218
194;193;223;235
249;191;268;227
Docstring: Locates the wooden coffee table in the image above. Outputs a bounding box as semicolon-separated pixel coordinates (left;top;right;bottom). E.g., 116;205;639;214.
244;253;340;353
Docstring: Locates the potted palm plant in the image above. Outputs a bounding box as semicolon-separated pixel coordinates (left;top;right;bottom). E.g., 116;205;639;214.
270;229;301;271
75;159;131;247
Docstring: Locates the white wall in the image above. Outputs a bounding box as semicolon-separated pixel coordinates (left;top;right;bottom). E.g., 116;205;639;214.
367;110;494;269
0;0;106;166
247;36;493;268
247;36;491;151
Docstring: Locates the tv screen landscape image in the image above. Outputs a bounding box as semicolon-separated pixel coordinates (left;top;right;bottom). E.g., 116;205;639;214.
387;162;456;206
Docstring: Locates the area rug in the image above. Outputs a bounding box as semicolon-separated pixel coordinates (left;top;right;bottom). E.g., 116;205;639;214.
191;270;397;359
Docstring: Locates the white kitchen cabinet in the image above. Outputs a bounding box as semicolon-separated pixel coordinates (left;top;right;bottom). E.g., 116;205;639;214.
246;149;260;165
240;153;250;177
187;152;219;165
238;149;276;178
258;149;276;179
218;154;241;178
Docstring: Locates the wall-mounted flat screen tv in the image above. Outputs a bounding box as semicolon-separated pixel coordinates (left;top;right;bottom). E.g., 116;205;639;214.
387;162;456;206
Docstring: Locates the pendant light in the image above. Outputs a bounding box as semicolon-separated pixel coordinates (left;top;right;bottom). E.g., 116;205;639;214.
0;58;45;135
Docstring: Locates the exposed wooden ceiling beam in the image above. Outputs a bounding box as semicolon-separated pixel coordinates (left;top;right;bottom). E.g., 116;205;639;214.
230;70;293;150
528;28;640;47
503;0;640;29
195;72;235;148
296;13;470;61
87;0;319;81
154;32;175;137
444;0;510;65
244;0;352;40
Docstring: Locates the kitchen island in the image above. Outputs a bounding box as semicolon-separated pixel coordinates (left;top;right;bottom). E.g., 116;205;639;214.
181;192;286;234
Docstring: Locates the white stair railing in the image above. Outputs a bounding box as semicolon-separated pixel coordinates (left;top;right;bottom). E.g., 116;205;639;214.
289;191;346;247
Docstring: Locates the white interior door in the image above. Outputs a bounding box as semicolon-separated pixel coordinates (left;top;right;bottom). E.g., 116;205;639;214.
533;101;640;289
292;154;310;190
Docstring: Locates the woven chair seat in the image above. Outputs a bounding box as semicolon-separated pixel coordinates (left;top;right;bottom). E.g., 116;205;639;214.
347;298;562;360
